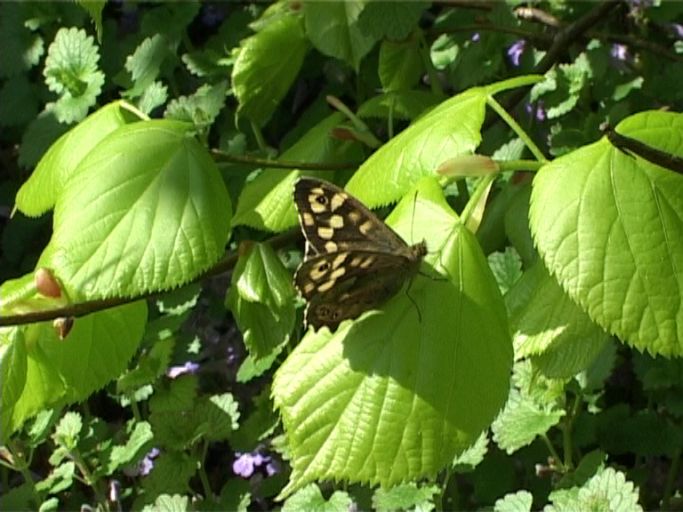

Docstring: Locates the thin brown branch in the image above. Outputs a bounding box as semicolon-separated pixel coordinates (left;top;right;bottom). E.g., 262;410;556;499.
0;229;301;327
211;149;358;171
514;6;561;28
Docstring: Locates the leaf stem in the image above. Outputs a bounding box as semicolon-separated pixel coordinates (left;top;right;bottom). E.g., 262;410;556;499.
210;149;358;171
486;95;546;162
662;444;682;510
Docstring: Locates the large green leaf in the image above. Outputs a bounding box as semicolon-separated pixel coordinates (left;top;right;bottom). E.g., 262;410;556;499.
303;0;378;70
41;120;231;300
232;11;307;126
530;111;683;356
0;300;146;439
273;178;512;495
232;113;360;232
15;101;139;217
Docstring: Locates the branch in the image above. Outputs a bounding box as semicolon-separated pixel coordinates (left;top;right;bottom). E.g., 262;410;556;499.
0;230;301;327
211;149;358;171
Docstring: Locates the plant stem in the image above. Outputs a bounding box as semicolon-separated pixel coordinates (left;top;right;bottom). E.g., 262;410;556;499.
486;95;546;162
541;434;565;472
197;441;214;500
662;444;682;510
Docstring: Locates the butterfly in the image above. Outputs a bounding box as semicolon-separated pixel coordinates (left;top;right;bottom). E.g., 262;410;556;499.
293;177;427;330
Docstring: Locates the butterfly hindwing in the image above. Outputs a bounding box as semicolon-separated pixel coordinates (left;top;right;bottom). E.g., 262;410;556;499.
293;177;427;331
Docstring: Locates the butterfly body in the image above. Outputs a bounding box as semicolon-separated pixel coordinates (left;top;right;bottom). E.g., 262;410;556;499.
293;178;426;330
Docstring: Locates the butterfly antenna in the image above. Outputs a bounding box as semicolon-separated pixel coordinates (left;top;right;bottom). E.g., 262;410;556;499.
405;277;423;323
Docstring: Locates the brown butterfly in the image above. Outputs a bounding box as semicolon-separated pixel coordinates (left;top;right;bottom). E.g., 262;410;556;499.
293;177;426;330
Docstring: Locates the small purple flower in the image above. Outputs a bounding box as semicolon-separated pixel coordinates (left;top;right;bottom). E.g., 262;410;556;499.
507;39;526;67
232;450;276;478
669;23;683;40
167;361;200;379
471;32;480;42
124;447;160;477
525;101;546;123
109;480;121;502
610;43;628;62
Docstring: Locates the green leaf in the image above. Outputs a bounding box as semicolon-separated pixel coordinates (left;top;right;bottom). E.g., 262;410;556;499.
273;178;512;495
0;3;44;78
492;388;564;454
283;484;352;512
77;1;105;41
0;75;39;127
43;27;104;123
236;350;280;383
452;431;488;472
373;483;439;512
378;36;423;92
232;113;360;231
229;388;279;452
632;352;683;391
506;262;611;378
142;495;189;512
357;1;426;41
357;90;444;121
106;421;154;474
494;490;533;512
1;301;147;437
488;247;522;295
0;330;28;440
195;393;240;442
165;82;227;130
530;110;683;356
124;34;170;98
35;462;75;495
142;452;197;497
227;243;295;360
345;86;489;207
18;109;70;170
41;120;231;300
303;0;378;70
546;467;642;512
136;81;168;115
232;11;307;126
53;411;82;449
556;450;605;490
16;101;139;217
116;336;175;394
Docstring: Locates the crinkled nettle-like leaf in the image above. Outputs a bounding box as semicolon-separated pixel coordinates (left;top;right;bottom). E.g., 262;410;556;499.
492;388;565;455
452;431;488;472
494;490;533;512
137;81;168;115
232;113;361;231
273;178;512;496
346;76;542;207
303;0;377;70
125;34;170;98
0;300;146;440
41;120;231;300
545;467;642;512
35;461;75;495
233;11;307;126
506;262;610;378
283;484;352;512
373;483;439;512
143;494;189;512
105;421;154;475
16;101;140;217
43;27;105;123
227;243;295;360
357;1;425;41
0;3;44;78
142;452;196;499
77;0;104;42
530;111;683;356
165;81;228;130
488;247;522;295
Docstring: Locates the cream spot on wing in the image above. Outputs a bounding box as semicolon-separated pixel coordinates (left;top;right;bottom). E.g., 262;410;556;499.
359;220;373;235
360;256;375;268
348;211;362;224
350;256;363;267
325;241;338;252
330;193;346;211
318;226;334;239
311;261;330;280
318;280;335;292
304;283;315;294
332;253;348;268
302;212;315;226
330;267;346;280
329;214;344;229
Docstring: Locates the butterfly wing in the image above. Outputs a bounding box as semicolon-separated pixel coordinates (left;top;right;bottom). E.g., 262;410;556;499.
296;251;418;329
294;178;412;256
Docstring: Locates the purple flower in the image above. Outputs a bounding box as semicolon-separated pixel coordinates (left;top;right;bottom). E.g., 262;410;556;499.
610;43;628;62
507;39;526;67
232;450;277;478
109;480;121;502
669;23;683;40
471;32;480;42
525;101;546;123
167;361;200;379
124;447;160;477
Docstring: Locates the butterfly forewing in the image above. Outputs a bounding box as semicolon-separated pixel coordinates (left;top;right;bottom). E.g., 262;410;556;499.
293;177;427;331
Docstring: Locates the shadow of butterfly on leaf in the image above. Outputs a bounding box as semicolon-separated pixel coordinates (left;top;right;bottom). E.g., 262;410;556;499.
293;177;430;331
